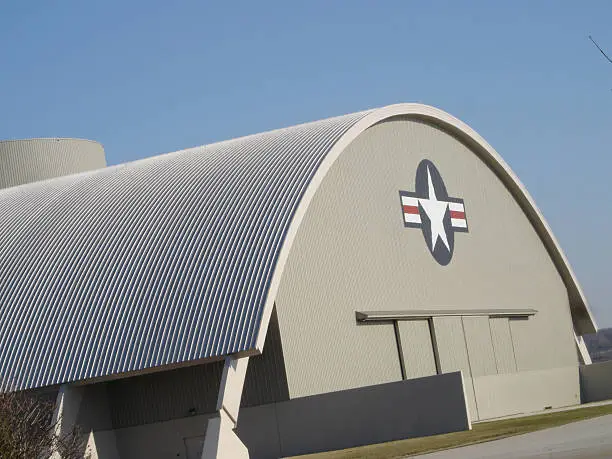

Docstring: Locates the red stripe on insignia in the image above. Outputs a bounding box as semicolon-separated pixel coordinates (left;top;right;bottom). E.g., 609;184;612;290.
450;210;465;220
403;205;419;215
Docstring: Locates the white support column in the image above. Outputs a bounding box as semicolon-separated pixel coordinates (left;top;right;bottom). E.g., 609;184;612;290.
575;333;592;365
50;384;84;459
201;356;250;459
50;384;120;459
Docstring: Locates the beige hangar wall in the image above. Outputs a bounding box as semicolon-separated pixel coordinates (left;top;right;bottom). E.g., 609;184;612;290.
274;116;580;420
0;138;106;189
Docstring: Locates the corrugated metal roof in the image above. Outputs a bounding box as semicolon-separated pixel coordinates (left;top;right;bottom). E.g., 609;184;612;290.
0;110;370;391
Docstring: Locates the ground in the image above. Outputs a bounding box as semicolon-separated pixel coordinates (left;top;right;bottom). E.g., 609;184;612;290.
287;404;612;459
412;413;612;458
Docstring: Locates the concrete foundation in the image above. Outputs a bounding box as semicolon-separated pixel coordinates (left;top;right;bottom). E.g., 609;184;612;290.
473;366;580;420
85;371;469;459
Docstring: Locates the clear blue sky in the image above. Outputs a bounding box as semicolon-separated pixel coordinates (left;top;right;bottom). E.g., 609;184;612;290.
1;1;611;327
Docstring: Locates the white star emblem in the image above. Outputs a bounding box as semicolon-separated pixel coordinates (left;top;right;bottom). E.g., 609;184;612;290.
418;166;450;251
399;159;468;265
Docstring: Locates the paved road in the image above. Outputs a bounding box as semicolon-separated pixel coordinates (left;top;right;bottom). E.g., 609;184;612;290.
410;414;612;459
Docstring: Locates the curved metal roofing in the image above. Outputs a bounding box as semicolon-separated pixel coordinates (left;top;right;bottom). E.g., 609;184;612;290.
0;111;369;390
0;104;595;391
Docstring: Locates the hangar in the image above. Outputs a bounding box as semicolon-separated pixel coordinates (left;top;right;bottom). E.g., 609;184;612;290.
0;104;597;459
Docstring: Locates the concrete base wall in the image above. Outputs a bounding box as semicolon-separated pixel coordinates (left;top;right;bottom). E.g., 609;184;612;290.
473;366;580;420
580;361;612;403
238;371;470;459
90;365;584;458
100;372;469;459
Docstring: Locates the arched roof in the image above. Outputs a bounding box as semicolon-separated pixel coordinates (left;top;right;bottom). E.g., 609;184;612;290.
0;104;595;391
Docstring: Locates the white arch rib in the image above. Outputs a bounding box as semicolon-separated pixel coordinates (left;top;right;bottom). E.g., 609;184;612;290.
254;103;596;354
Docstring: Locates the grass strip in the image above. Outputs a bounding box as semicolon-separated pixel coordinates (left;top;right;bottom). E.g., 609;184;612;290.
286;403;612;459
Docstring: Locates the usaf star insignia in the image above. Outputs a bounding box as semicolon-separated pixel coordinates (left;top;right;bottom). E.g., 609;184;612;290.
399;159;468;265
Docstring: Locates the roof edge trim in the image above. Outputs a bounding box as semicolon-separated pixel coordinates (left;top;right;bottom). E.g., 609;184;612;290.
253;103;596;348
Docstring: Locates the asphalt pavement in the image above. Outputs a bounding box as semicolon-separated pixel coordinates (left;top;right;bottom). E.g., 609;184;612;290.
409;414;612;459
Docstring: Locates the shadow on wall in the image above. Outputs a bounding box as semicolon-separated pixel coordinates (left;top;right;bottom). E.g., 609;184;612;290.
235;371;470;459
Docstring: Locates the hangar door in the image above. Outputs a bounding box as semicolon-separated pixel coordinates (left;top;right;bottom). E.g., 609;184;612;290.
433;315;530;377
358;309;536;420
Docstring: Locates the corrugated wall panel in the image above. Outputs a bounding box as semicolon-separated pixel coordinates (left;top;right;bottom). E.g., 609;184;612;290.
0;138;106;189
241;307;290;407
398;320;437;379
489;317;517;374
107;360;224;429
462;316;497;377
0;111;370;391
